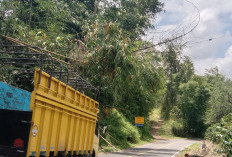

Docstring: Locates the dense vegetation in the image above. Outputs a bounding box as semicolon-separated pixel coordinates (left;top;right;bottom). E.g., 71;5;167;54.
1;0;232;154
0;0;165;145
205;113;232;156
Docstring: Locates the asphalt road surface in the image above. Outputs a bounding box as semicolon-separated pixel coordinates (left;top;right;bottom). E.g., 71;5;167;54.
99;139;201;157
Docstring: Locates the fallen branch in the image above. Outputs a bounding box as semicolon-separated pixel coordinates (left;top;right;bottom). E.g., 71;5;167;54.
99;134;118;151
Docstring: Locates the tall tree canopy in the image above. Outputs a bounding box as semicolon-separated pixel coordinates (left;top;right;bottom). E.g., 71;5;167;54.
0;0;165;143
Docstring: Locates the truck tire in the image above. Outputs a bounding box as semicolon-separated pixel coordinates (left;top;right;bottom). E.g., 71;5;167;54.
87;150;95;157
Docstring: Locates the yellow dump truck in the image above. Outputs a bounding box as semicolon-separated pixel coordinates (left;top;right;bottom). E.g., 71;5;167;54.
0;69;99;157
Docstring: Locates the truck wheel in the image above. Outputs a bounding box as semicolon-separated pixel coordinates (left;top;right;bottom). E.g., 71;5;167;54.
87;150;95;157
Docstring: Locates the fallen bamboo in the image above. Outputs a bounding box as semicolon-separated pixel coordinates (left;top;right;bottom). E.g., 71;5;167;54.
99;134;118;151
2;35;86;65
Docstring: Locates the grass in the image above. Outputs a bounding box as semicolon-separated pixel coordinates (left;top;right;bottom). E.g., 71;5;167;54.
99;137;156;153
149;108;184;139
175;143;201;157
158;119;175;137
99;109;157;153
159;119;185;138
149;108;161;122
99;146;115;153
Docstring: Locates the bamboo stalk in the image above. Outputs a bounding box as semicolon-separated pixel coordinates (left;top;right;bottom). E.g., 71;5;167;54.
2;35;86;65
99;134;118;151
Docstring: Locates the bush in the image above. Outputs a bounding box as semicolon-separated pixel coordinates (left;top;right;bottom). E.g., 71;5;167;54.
171;122;185;137
205;124;221;143
205;113;232;156
102;109;140;147
159;119;185;137
139;118;153;140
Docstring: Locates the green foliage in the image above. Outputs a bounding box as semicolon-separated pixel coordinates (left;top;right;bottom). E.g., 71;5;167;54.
80;22;166;145
161;45;181;119
140;120;153;140
0;0;94;54
81;21;166;121
101;109;140;148
0;64;34;91
179;76;210;137
0;0;164;52
174;56;194;84
161;64;232;139
161;45;194;120
205;67;232;125
1;0;165;125
100;0;164;38
158;119;184;138
171;121;185;137
205;113;232;156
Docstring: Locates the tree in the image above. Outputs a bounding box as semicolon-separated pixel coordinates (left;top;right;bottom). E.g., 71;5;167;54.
81;21;165;116
161;45;194;120
205;67;232;125
97;0;163;39
179;76;210;136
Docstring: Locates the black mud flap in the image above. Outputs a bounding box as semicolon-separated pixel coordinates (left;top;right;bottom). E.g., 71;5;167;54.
0;109;32;157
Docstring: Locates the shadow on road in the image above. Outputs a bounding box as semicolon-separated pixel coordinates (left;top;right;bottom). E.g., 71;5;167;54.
108;147;180;156
99;139;202;157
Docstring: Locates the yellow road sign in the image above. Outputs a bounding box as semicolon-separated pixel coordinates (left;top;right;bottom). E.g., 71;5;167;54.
135;117;144;125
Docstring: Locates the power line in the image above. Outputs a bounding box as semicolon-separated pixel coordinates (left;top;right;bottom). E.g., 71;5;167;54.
186;35;225;46
133;0;201;53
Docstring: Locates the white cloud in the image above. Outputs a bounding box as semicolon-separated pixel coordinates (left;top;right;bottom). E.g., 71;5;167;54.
216;46;232;77
191;45;232;77
185;32;232;59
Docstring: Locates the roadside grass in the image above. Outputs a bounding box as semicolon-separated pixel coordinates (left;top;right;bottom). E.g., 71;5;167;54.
99;137;155;153
175;143;201;157
99;108;157;153
175;141;224;157
99;146;115;153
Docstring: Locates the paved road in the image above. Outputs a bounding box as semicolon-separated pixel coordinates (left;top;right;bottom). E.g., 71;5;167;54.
99;139;201;157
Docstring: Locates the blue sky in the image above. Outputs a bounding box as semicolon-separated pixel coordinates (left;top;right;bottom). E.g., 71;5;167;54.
154;0;232;78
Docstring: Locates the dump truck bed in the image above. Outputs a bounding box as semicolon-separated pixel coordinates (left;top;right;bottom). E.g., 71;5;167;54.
0;69;99;157
27;69;99;157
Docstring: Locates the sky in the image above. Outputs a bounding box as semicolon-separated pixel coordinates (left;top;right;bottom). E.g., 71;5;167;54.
155;0;232;78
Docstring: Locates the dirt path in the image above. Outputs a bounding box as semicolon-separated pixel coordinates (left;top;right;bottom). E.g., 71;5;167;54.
150;118;163;139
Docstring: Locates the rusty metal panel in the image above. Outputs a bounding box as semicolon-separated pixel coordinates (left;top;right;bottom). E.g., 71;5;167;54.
26;69;99;157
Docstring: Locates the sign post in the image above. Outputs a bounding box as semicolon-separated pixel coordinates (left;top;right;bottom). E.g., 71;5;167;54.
134;117;144;127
